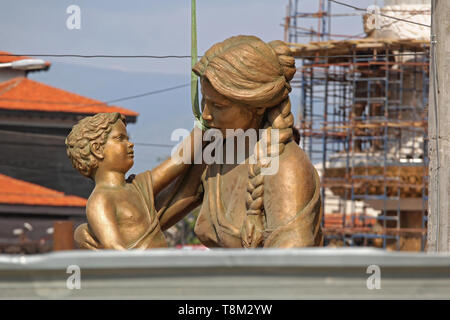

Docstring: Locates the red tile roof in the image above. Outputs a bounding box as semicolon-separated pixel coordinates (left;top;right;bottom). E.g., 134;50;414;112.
0;51;51;68
0;77;138;116
0;174;87;207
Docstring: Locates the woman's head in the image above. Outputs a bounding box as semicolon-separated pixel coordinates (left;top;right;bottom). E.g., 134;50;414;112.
193;35;297;248
193;35;296;132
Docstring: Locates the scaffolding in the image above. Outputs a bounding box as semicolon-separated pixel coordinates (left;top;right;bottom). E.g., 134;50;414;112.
284;0;330;42
285;1;430;251
284;0;365;43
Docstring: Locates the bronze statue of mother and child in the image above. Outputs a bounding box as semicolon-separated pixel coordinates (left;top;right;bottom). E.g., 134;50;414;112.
65;35;323;250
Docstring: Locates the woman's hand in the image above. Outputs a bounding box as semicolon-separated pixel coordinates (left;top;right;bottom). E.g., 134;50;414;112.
241;215;265;248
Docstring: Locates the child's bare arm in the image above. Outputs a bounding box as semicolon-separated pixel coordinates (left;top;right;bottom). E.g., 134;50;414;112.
86;193;126;250
151;127;204;195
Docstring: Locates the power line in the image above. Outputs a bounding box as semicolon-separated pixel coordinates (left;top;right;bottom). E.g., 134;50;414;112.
105;83;190;104
0;51;430;61
0;52;428;67
0;51;430;107
0;140;175;148
0;83;191;106
134;142;175;148
0;53;192;59
329;0;431;28
0;52;430;107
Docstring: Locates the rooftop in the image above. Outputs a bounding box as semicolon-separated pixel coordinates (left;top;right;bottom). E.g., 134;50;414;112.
0;51;51;69
0;173;87;207
0;77;138;117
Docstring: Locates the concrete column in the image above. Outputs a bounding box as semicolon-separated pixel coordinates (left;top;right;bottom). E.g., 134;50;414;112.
427;0;450;252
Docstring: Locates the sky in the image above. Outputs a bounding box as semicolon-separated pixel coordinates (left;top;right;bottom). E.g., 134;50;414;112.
0;0;378;173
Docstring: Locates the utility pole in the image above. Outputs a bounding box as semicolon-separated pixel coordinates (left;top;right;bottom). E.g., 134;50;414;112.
427;0;450;252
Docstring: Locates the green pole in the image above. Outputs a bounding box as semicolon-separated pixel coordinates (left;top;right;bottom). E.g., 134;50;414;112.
191;0;208;130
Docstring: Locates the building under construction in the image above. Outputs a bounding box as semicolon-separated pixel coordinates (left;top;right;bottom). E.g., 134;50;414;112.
285;0;431;251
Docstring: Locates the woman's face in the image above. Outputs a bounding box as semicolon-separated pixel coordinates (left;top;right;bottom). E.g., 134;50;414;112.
200;78;262;136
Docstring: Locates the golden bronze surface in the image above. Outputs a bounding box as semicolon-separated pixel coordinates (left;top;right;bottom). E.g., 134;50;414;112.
70;36;323;249
66;113;199;249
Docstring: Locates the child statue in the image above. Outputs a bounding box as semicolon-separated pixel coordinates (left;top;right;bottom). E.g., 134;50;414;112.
65;112;197;250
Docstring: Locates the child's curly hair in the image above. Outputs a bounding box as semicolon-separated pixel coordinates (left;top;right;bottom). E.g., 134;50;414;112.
65;112;126;179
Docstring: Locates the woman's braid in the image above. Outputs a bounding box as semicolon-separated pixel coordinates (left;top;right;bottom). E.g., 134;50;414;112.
241;97;295;248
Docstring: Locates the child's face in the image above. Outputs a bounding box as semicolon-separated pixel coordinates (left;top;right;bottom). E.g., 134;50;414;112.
100;120;134;174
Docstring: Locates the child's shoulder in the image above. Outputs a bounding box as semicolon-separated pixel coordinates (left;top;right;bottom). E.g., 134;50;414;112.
86;187;118;216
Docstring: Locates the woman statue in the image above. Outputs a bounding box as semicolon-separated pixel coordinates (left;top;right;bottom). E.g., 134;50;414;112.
75;35;323;249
